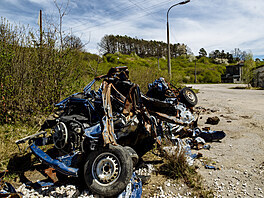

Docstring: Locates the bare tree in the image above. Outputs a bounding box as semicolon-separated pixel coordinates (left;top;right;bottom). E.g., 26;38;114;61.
54;0;70;50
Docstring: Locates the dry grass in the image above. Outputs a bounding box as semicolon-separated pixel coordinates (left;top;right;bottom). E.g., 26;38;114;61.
0;124;36;171
158;146;214;197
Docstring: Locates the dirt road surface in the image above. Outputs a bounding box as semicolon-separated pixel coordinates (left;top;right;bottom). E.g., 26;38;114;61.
189;83;264;197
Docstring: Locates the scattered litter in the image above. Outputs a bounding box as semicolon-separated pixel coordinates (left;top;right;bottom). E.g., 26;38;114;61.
205;165;220;170
206;116;220;125
0;170;22;197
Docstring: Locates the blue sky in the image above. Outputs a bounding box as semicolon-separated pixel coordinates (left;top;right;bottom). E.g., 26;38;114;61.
1;0;264;59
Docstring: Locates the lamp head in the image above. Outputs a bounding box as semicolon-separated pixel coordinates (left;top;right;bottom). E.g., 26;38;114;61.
179;0;190;5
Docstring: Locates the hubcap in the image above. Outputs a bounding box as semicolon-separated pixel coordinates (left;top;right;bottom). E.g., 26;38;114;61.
92;153;121;185
186;90;195;102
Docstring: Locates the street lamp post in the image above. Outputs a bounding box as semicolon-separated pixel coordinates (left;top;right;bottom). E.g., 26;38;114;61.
167;0;190;78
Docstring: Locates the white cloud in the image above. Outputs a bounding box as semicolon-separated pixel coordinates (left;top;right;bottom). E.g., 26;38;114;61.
1;0;263;57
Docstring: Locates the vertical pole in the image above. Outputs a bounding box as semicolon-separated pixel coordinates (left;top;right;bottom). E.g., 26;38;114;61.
194;60;197;83
70;28;73;48
39;9;42;46
167;20;171;78
158;56;160;70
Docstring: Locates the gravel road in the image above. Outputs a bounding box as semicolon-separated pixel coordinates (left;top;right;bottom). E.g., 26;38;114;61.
189;83;264;198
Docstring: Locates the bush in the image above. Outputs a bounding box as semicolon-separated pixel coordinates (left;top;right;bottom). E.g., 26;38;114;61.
0;19;95;125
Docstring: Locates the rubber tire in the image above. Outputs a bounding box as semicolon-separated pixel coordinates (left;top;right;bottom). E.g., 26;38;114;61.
83;144;133;197
179;87;198;107
124;146;139;167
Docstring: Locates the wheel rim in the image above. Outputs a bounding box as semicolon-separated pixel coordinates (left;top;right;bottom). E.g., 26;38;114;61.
185;90;196;102
92;153;121;186
53;122;68;149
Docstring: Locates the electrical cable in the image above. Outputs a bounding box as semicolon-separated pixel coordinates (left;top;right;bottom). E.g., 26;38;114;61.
71;0;175;32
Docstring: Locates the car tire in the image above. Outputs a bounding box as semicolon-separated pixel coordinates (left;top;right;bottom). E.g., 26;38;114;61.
179;87;198;107
124;146;139;167
83;144;133;197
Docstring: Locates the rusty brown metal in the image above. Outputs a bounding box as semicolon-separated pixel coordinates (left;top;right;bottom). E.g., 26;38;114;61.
102;81;117;146
44;168;58;183
150;111;189;126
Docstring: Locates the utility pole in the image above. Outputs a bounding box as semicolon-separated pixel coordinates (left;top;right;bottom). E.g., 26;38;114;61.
39;9;42;46
158;56;160;70
194;60;197;83
166;18;171;77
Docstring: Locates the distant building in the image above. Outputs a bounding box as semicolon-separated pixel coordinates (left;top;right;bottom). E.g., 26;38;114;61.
252;65;264;88
221;62;244;83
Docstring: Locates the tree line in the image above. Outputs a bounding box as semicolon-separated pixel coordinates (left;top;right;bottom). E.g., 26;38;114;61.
199;47;249;63
99;34;189;58
99;35;253;65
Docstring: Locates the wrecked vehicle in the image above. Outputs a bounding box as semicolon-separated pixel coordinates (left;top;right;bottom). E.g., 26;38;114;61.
142;78;197;128
16;66;157;197
15;67;225;197
146;77;198;108
143;78;225;145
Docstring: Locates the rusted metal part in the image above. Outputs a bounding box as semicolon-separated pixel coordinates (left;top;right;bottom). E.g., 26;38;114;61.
111;84;126;105
107;66;129;78
150;111;190;126
123;84;140;115
44;168;58;183
102;81;117;146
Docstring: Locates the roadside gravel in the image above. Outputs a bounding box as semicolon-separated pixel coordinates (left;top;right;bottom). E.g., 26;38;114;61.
189;83;264;198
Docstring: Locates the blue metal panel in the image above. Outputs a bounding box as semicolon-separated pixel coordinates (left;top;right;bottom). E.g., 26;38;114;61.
57;152;80;167
30;144;79;177
84;123;101;139
118;172;142;198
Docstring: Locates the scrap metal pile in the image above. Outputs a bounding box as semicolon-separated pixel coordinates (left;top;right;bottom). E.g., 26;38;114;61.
2;66;225;197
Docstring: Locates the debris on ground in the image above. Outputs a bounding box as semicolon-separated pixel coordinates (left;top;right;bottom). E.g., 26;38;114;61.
206;116;220;125
0;170;22;197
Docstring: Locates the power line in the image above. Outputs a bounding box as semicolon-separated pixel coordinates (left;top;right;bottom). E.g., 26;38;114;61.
70;0;146;29
72;7;166;35
71;0;175;32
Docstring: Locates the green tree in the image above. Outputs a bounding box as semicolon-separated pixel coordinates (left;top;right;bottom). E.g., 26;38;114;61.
242;53;256;87
199;48;207;57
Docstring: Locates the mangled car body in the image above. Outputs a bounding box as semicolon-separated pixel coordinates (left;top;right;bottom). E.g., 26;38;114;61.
16;67;158;197
15;66;225;197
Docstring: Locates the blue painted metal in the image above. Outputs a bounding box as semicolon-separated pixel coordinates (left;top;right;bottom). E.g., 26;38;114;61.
25;180;54;189
84;123;101;139
30;144;79;177
55;96;71;108
85;99;95;111
83;79;96;93
205;164;219;170
118;172;142;198
130;173;142;198
57;152;80;167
